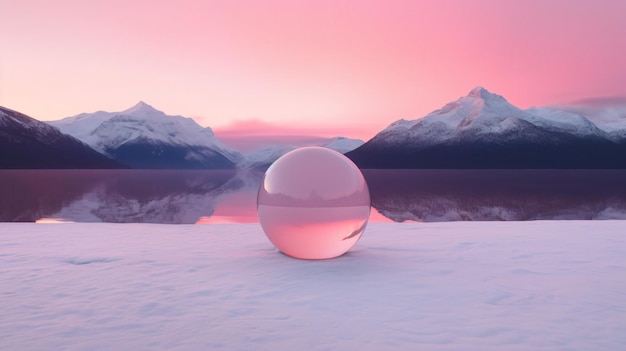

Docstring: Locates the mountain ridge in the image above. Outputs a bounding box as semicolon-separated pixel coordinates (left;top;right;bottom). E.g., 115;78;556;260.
346;87;626;169
5;88;624;169
0;106;123;169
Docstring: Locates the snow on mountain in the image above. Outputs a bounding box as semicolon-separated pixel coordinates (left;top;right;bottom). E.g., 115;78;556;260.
0;105;85;143
347;87;626;169
0;106;121;169
525;107;610;139
320;137;364;153
373;87;611;147
52;101;238;157
543;103;626;141
50;102;243;168
584;106;626;133
241;144;296;169
240;137;364;168
374;87;526;145
49;102;365;169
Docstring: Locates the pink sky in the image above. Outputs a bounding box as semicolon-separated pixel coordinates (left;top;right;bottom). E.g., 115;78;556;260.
1;0;625;141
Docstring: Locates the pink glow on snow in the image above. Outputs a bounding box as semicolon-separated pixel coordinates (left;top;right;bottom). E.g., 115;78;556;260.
3;221;625;350
1;1;624;140
196;216;249;225
196;208;398;225
367;208;398;223
35;218;75;224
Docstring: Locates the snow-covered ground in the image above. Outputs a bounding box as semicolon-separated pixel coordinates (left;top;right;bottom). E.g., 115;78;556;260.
1;221;625;350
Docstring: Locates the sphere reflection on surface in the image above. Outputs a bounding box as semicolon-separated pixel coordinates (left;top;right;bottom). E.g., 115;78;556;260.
257;147;371;259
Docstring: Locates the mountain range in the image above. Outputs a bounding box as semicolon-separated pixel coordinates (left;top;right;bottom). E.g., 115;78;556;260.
1;87;625;169
241;136;364;168
48;102;363;169
346;87;626;168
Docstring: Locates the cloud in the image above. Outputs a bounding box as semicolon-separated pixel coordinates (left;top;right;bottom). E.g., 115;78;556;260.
548;95;626;117
213;119;284;137
565;96;626;107
213;118;365;138
547;96;626;128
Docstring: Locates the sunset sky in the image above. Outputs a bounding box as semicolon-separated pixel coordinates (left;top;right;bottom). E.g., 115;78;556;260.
1;0;625;140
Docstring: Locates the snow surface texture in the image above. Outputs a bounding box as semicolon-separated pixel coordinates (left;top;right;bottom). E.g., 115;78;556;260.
1;221;625;350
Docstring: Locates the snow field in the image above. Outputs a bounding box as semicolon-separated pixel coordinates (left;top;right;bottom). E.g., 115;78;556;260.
1;221;625;350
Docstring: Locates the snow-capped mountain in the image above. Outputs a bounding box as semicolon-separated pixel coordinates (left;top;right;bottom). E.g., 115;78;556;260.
240;136;364;168
50;102;243;169
543;103;626;142
346;87;626;169
586;106;626;138
322;136;364;153
0;106;121;169
369;87;608;145
241;144;296;169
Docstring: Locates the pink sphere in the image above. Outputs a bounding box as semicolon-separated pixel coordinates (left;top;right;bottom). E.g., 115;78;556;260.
257;147;371;259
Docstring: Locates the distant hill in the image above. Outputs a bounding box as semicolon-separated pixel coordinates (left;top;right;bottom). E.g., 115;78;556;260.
347;87;626;169
241;137;364;169
0;106;122;169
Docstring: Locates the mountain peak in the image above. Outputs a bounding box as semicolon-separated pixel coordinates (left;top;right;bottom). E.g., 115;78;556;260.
467;86;492;98
465;86;511;107
123;101;159;114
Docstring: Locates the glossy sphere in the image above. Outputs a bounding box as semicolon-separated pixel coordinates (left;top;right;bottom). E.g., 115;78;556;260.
257;147;370;259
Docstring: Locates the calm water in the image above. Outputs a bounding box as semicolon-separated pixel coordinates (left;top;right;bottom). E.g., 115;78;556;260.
1;169;626;223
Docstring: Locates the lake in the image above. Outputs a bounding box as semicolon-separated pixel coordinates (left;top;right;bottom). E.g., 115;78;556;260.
1;169;625;223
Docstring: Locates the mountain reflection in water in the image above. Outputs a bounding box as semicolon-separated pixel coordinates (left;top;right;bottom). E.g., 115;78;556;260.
365;170;626;222
1;169;625;223
0;170;252;224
